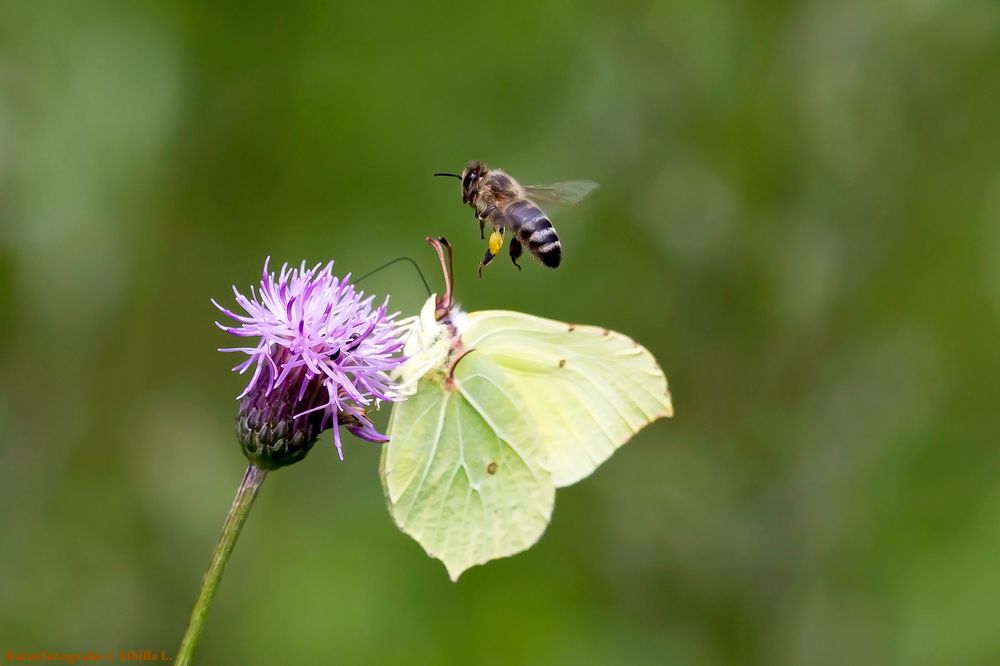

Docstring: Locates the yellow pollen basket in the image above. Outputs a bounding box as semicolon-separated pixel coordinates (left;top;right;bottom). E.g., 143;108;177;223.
488;230;504;255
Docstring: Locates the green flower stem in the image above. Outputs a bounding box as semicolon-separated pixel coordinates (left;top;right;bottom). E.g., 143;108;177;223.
176;464;267;666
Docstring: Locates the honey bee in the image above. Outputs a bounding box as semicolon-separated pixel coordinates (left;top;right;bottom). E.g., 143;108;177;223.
435;161;598;277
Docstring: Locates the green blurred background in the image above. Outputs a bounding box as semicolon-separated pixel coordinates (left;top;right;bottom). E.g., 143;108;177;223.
1;1;998;664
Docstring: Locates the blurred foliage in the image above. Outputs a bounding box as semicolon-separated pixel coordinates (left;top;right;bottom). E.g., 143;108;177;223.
1;1;999;664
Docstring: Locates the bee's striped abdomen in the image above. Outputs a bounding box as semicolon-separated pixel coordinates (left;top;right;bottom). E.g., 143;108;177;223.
506;199;561;268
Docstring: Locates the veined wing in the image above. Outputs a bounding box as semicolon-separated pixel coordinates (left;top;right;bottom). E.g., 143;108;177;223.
523;180;599;206
461;310;672;487
381;351;554;581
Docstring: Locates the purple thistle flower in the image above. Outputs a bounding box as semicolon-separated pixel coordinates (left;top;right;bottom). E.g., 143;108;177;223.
213;258;406;468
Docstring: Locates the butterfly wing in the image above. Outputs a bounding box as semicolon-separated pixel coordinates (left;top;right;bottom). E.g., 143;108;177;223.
461;311;672;487
381;349;555;581
523;180;599;206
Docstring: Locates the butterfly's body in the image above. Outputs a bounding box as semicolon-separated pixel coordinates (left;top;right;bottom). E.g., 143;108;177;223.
434;161;598;276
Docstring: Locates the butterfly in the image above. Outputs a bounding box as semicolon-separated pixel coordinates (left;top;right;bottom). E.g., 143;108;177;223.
381;238;673;580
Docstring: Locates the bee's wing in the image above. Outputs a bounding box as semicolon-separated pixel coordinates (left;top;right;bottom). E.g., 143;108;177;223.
522;180;599;206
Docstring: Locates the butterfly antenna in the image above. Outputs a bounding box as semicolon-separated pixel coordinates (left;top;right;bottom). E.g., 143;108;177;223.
433;172;461;179
354;256;431;298
426;236;454;319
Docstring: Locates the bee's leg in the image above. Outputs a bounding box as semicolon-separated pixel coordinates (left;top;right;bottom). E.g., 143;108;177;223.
478;228;504;278
488;227;504;255
476;205;497;239
509;238;523;270
477;248;494;278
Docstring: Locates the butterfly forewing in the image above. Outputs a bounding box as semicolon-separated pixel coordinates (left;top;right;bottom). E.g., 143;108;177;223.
460;310;672;487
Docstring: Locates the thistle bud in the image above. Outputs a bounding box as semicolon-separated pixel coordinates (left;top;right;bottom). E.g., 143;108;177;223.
235;365;326;468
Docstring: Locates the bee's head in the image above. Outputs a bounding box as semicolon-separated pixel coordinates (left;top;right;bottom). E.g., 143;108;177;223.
459;161;487;204
435;161;487;205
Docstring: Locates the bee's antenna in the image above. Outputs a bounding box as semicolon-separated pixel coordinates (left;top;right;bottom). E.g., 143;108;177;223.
433;172;461;179
354;256;431;298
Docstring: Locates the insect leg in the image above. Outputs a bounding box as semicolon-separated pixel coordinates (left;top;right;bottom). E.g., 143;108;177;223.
476;204;496;239
509;238;523;270
478;228;504;278
478;247;496;278
488;227;504;254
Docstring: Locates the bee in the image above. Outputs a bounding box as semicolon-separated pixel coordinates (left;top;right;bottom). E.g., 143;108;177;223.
434;161;598;277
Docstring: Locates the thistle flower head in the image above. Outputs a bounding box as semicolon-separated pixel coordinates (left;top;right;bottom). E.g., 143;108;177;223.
213;258;406;468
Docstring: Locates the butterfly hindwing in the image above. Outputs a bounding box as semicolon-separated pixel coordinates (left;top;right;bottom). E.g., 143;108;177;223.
381;349;555;581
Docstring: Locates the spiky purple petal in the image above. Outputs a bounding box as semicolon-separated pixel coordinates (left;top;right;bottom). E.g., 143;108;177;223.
214;257;406;462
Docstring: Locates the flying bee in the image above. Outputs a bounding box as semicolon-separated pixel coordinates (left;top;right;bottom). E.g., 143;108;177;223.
434;161;598;277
